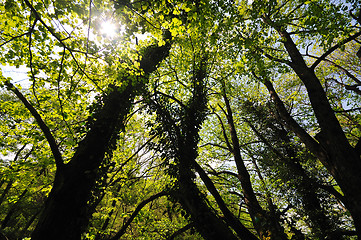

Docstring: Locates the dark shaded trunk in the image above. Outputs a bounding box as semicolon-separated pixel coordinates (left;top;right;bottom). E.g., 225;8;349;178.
19;209;41;238
31;85;135;240
194;161;258;240
1;186;27;229
31;41;171;240
0;181;13;208
166;223;194;240
268;25;361;237
174;164;239;240
1;168;45;230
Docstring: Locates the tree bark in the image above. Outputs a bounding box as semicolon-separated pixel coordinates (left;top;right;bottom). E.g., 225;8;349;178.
30;41;171;240
262;16;361;237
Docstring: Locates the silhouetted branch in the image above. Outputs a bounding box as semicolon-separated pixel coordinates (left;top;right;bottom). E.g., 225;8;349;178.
109;191;169;240
166;223;194;240
311;31;361;70
4;81;64;168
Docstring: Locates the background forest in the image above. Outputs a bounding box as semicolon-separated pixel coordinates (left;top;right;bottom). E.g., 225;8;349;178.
0;0;360;239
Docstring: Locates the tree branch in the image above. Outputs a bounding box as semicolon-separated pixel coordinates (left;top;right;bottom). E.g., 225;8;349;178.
0;31;31;48
4;81;64;168
194;161;258;240
306;54;361;85
166;223;194;240
109;191;169;240
213;105;234;152
23;0;103;91
311;31;361;70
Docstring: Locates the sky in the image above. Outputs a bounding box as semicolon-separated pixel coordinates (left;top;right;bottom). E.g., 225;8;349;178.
1;64;31;88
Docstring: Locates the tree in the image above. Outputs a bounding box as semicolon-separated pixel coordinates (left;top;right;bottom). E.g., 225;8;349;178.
0;0;360;239
229;0;361;236
242;100;346;239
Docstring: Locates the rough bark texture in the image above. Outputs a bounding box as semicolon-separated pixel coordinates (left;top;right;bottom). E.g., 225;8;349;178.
31;41;171;240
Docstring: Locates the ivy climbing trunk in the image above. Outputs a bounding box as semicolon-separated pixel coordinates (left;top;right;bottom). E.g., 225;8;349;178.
30;41;171;240
149;59;243;239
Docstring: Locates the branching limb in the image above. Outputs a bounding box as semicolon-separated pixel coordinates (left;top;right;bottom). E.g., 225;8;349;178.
199;142;229;151
263;52;292;66
306;54;361;85
212;105;233;152
166;223;194;240
154;90;186;108
311;31;361;70
194;161;258;240
23;0;102;91
0;31;30;48
334;107;361;113
109;191;169;240
316;182;346;204
4;81;64;168
260;78;328;163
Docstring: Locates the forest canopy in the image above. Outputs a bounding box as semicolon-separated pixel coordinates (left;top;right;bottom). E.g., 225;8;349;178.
0;0;360;239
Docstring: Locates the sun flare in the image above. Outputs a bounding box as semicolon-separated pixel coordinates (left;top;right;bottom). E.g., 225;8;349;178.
101;21;117;38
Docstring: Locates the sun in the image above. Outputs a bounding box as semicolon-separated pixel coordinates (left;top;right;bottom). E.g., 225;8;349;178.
101;21;117;38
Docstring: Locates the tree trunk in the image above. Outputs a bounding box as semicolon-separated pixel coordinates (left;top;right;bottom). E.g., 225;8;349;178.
151;59;240;240
262;17;361;236
31;41;171;240
174;164;239;240
279;29;361;237
223;92;288;240
248;112;342;239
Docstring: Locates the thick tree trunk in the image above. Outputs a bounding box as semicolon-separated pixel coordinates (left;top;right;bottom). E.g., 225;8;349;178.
0;181;12;208
31;86;134;240
175;66;239;240
31;41;171;240
261;17;361;236
279;29;361;237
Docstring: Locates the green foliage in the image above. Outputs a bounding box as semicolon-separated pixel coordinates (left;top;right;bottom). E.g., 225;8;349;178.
0;0;360;239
